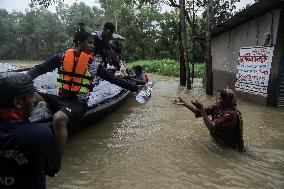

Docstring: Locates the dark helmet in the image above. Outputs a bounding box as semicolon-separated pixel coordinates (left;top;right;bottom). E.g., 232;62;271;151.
0;72;35;107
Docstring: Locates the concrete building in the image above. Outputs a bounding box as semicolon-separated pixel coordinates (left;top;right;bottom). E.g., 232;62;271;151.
211;0;284;106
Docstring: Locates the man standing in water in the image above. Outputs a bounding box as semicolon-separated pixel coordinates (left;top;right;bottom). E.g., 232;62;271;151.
174;88;244;151
0;72;63;189
91;22;120;69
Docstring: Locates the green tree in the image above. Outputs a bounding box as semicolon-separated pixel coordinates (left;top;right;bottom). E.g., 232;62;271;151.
154;11;180;59
18;6;68;59
0;9;24;59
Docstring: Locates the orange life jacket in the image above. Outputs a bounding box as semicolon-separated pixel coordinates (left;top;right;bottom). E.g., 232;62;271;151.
57;49;93;93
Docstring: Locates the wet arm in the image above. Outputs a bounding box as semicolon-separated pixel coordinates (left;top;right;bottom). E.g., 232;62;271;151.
40;123;61;177
194;105;217;118
175;97;200;114
132;79;147;85
45;141;62;177
134;74;148;85
94;64;138;92
185;102;199;114
191;101;216;133
200;110;215;133
27;53;64;79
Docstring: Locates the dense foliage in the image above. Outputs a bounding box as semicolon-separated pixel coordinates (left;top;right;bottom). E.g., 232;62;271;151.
0;1;196;62
128;59;204;77
1;0;247;69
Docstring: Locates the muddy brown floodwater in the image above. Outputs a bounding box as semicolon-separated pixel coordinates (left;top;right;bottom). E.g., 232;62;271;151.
47;74;284;189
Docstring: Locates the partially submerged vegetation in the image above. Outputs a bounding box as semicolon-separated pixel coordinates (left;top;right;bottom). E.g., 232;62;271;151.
128;59;204;78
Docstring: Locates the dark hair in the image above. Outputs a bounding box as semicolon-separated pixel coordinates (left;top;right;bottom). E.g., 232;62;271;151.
218;88;237;108
103;22;115;33
0;72;35;108
219;89;228;100
133;65;143;73
73;23;92;47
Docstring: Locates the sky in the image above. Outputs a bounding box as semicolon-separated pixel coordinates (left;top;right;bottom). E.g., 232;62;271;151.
0;0;98;12
0;0;255;13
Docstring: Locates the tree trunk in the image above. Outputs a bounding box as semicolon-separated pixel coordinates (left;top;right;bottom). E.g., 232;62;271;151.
191;0;195;84
205;0;213;95
179;0;190;88
179;31;186;86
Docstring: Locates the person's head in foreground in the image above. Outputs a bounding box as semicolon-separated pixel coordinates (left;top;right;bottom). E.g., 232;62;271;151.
0;72;36;121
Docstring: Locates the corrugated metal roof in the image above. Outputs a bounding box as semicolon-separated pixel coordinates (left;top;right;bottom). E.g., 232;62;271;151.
212;0;284;36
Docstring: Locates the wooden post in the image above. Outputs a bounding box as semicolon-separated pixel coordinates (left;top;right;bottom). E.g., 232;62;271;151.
179;0;191;88
179;26;186;86
191;0;195;84
205;0;213;95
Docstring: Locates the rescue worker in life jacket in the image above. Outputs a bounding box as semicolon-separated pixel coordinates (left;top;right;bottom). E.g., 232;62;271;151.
27;25;139;140
0;72;62;189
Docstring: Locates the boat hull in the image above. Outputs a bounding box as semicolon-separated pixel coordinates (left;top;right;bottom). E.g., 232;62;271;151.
68;90;130;135
14;67;131;135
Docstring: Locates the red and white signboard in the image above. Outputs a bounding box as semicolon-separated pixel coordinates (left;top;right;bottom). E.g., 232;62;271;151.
235;46;274;96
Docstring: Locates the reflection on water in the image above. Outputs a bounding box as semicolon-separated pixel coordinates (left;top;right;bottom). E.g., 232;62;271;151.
47;75;284;189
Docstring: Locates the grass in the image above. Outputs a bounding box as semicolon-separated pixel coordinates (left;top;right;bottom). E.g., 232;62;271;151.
128;59;204;78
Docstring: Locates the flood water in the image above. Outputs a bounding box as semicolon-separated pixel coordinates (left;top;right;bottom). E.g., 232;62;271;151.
47;74;284;189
